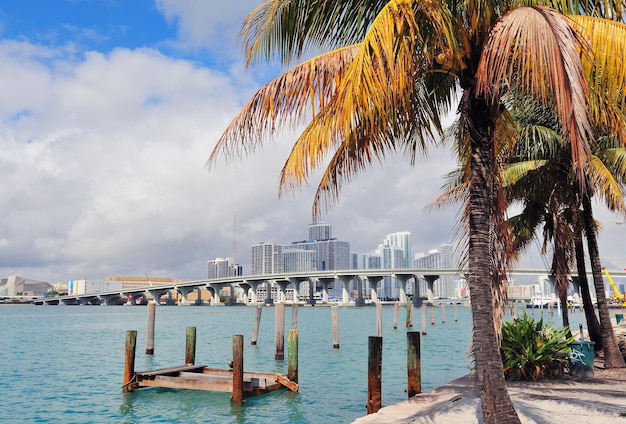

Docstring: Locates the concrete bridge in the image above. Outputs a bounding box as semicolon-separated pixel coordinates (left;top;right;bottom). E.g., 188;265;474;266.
32;268;626;306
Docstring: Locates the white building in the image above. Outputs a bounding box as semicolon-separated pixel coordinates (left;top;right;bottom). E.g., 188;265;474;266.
414;243;455;298
0;275;52;297
283;249;316;273
251;242;284;275
207;257;242;279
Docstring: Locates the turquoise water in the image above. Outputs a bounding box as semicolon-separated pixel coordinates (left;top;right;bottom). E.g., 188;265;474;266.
1;304;474;423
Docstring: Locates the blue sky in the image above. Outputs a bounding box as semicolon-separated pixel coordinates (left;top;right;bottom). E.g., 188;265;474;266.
0;1;623;284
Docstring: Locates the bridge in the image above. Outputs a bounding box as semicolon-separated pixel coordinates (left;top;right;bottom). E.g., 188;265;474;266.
32;268;626;307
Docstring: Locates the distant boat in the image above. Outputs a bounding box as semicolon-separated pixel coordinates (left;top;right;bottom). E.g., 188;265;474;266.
527;294;551;309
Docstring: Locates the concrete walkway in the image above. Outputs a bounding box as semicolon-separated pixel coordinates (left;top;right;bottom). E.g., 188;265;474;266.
353;373;626;423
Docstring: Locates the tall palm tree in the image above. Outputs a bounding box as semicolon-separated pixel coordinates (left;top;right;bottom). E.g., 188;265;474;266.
209;2;626;422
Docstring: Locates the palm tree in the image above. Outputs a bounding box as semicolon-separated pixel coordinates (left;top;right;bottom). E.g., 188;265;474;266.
209;2;626;422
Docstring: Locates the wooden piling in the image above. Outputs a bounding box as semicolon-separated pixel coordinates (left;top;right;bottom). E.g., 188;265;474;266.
441;302;446;323
367;336;383;414
185;327;196;365
421;306;427;336
405;300;413;328
288;329;298;383
331;305;340;348
407;332;421;397
454;303;458;322
146;302;156;355
275;302;285;360
376;302;383;337
231;334;244;405
251;306;262;345
123;330;137;392
430;305;435;325
291;304;298;330
393;303;399;329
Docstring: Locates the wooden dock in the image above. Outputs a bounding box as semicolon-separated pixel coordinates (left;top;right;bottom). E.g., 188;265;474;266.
130;364;298;396
122;329;299;403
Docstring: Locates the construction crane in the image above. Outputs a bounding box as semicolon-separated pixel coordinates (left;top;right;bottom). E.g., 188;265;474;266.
602;267;626;306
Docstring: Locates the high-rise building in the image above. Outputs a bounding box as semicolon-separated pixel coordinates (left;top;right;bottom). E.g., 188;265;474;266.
414;243;454;297
283;249;316;272
308;222;332;241
374;231;412;298
285;223;351;271
207;257;242;279
251;242;284;275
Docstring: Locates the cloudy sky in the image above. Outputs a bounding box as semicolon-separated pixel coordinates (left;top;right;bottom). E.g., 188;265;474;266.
1;1;624;284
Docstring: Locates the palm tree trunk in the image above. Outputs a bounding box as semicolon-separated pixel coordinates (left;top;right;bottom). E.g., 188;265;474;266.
571;197;603;346
582;193;625;368
467;92;520;424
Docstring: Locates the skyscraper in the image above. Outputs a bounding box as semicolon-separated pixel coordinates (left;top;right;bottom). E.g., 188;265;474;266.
285;223;351;271
283;249;316;272
207;257;242;279
374;231;412;298
251;242;284;275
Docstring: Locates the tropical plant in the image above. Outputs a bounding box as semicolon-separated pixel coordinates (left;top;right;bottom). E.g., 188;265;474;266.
209;1;626;422
500;315;574;381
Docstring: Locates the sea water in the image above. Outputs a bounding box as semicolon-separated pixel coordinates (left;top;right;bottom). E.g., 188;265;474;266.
0;304;476;423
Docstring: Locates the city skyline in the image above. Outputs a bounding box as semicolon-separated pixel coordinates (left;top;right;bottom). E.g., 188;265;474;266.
2;2;624;285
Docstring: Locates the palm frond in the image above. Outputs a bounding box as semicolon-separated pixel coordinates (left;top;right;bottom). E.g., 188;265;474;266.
241;0;389;66
207;45;358;167
477;6;593;175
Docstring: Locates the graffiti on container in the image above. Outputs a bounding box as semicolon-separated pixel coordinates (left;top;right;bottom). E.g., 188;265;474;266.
569;348;586;365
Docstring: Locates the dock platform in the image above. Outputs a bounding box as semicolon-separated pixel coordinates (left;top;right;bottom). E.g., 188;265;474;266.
131;364;298;396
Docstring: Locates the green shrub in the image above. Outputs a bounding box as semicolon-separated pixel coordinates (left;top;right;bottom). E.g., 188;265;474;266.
500;315;574;381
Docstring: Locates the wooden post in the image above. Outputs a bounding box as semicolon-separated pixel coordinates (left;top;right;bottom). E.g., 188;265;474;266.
146;302;156;355
185;327;196;365
331;305;340;348
231;334;244;405
288;329;298;383
430;305;435;325
441;302;446;323
367;336;383;414
421;306;427;336
123;330;137;392
275;302;285;360
393;303;399;329
291;304;298;330
376;302;383;337
407;332;421;397
251;306;262;345
454;302;458;322
405;300;413;327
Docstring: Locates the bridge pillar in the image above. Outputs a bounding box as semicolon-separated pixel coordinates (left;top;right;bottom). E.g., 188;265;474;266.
394;274;415;306
99;293;122;305
275;279;291;303
147;289;170;305
176;286;196;306
242;281;260;304
208;283;229;305
336;275;355;304
366;276;384;303
317;277;335;304
288;277;309;304
423;275;439;305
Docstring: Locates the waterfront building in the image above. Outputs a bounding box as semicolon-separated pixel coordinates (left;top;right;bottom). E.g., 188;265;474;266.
414;243;455;298
251;242;284;275
0;275;52;297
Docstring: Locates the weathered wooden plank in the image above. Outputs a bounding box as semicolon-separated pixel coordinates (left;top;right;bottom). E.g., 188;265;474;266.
275;375;299;392
135;364;207;377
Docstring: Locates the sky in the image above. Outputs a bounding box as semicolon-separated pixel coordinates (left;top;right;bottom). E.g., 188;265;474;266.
1;1;624;285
